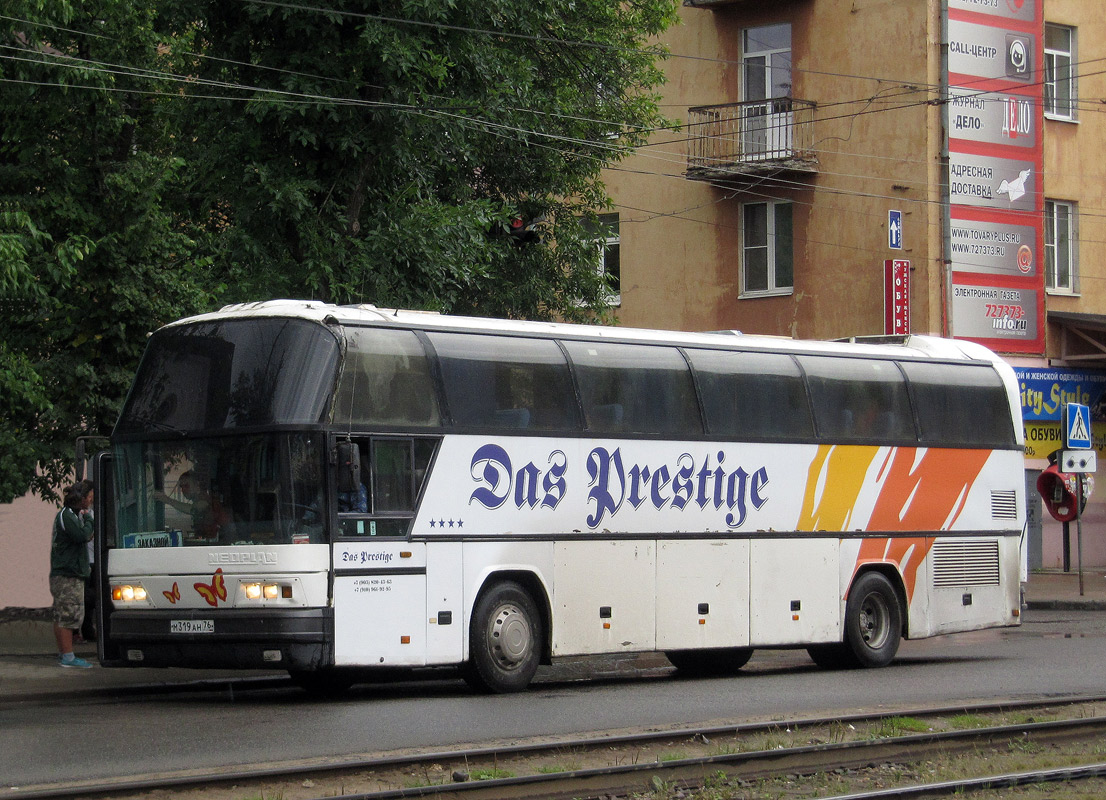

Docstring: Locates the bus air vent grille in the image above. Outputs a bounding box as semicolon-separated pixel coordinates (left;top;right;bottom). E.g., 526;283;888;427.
932;540;1000;587
990;490;1018;519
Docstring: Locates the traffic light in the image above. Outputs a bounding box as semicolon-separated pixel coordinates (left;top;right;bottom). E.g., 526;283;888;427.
506;216;542;245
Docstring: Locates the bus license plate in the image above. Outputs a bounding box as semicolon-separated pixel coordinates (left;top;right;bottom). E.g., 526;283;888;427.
171;619;214;634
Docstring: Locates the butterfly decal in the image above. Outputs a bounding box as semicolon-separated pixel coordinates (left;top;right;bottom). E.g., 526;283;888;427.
194;568;227;607
163;582;181;604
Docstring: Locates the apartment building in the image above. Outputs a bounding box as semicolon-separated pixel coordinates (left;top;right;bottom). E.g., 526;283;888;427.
605;0;1106;568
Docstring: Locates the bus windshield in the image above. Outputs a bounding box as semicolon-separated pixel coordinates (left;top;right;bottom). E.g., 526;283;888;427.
115;317;340;436
111;433;327;548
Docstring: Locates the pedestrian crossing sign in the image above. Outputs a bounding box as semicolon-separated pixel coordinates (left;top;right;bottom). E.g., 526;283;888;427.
1064;403;1092;450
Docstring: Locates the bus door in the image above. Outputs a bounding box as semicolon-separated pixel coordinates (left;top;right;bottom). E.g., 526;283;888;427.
92;450;126;666
330;437;429;666
332;540;427;666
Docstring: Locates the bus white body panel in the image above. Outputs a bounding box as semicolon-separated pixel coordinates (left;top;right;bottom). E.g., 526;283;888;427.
552;540;657;654
333;541;427;666
749;539;840;646
656;539;749;650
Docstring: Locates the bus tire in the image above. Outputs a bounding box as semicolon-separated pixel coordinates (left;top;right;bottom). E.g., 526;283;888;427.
843;571;902;668
289;668;356;697
666;647;753;675
805;643;853;670
465;581;542;694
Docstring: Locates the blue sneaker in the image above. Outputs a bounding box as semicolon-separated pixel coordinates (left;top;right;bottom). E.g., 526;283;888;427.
58;655;93;669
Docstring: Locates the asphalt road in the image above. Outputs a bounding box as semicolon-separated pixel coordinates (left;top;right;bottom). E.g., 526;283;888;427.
5;609;1106;789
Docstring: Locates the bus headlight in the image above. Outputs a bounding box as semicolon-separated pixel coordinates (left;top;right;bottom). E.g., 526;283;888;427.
242;582;292;602
111;584;148;603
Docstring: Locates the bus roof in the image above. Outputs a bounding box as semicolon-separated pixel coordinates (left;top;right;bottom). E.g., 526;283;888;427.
165;299;1004;367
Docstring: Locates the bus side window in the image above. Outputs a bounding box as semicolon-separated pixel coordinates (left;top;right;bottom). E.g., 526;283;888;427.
373;439;414;512
564;341;701;436
333;329;442;428
338;437;438;537
428;332;579;431
797;356;916;443
900;361;1016;447
686;349;813;440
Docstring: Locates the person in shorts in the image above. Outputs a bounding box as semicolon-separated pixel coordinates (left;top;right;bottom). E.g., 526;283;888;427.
50;480;95;668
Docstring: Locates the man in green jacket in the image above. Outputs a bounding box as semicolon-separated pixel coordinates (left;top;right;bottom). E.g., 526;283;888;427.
50;480;95;668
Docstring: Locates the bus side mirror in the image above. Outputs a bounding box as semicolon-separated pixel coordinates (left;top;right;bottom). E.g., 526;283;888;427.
1037;464;1079;522
336;441;362;494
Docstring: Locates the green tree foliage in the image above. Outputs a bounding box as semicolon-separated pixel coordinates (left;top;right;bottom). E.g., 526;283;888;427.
0;0;677;500
1;2;221;501
171;0;675;314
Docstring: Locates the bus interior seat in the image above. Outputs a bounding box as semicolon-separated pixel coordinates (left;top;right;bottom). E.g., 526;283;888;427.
493;408;531;428
591;403;624;430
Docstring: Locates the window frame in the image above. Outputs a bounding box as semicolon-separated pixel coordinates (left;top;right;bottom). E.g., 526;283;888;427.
593;213;621;307
1044;23;1077;121
1045;199;1078;294
741;200;794;298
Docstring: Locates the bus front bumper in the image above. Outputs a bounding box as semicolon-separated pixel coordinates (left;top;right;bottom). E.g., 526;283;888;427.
104;607;332;670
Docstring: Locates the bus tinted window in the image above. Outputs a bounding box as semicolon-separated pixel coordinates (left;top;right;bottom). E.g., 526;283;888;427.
564;341;701;436
901;362;1016;447
798;356;915;442
335;329;442;427
687;349;813;439
117;318;340;435
429;333;580;431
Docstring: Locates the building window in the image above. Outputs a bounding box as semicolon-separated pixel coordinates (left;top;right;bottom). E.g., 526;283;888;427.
743;24;792;103
742;201;793;296
1045;199;1077;293
742;24;792;158
584;213;620;304
1044;24;1076;120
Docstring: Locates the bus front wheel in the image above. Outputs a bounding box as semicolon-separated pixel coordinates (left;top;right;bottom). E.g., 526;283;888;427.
465;581;542;693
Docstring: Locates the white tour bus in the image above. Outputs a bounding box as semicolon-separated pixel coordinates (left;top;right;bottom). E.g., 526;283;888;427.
93;300;1026;692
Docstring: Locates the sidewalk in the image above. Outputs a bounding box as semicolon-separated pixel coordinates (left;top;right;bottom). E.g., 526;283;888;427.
2;570;1104;702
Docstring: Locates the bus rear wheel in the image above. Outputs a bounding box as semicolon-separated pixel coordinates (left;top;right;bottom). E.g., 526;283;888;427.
666;647;753;676
809;571;902;669
464;581;542;693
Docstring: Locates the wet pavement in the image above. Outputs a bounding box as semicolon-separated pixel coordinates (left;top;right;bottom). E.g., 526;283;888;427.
2;569;1104;703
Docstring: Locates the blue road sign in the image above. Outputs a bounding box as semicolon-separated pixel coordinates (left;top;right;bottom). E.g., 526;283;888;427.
888;210;903;250
1064;403;1092;449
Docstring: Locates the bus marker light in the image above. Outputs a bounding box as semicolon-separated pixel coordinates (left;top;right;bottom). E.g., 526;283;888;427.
603;622;611;630
401;636;411;644
792;615;800;621
699;619;706;625
1013;608;1020;617
400;551;412;558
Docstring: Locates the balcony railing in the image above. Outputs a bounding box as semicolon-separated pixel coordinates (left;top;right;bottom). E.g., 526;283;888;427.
686;98;817;182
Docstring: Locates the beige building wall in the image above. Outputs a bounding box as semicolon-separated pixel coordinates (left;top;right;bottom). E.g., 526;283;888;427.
610;0;948;341
0;495;58;609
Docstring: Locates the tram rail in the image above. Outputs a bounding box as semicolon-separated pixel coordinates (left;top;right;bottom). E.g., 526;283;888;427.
9;694;1106;800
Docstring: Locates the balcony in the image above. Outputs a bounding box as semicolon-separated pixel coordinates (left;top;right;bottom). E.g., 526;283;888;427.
686;98;818;183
